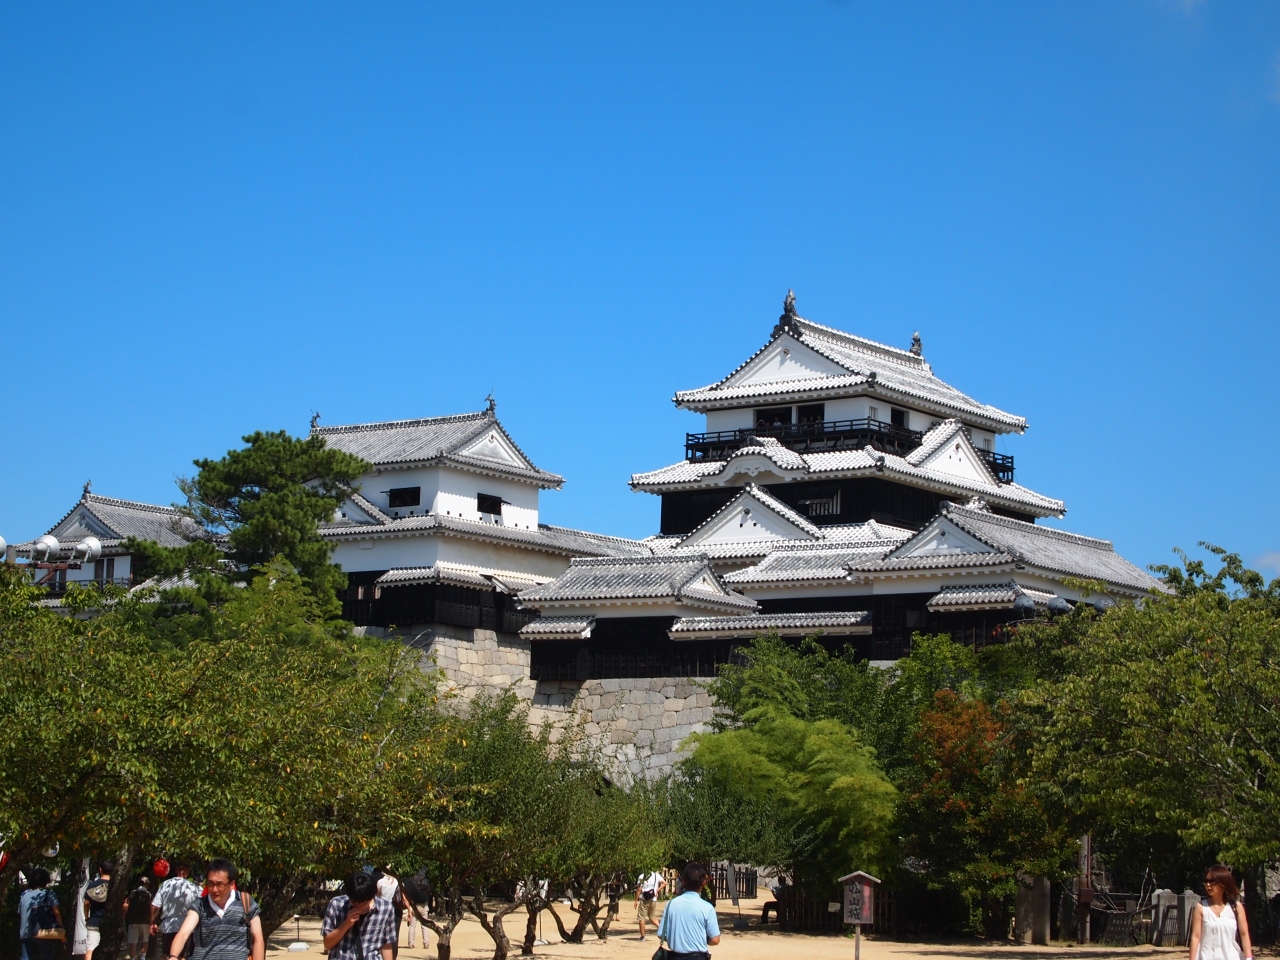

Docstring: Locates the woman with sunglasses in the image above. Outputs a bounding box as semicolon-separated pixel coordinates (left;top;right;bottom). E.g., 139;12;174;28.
1189;865;1253;960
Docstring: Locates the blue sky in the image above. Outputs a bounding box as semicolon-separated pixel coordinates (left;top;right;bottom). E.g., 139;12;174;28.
2;2;1278;576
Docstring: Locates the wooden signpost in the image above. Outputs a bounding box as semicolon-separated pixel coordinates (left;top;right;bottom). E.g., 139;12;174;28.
838;871;880;960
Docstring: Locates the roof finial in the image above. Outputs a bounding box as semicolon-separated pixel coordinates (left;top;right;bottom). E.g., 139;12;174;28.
773;289;802;338
310;410;321;431
485;393;496;416
83;479;92;498
910;331;923;357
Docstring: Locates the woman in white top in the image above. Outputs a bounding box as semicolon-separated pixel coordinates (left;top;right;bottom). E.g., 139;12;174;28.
1189;864;1253;960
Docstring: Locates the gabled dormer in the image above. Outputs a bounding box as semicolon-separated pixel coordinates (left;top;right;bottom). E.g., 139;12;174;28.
316;406;562;530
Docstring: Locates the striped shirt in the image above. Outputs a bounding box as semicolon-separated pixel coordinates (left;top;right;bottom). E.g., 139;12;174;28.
188;892;259;960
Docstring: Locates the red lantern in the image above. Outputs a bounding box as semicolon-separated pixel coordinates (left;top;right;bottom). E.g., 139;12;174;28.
153;857;170;878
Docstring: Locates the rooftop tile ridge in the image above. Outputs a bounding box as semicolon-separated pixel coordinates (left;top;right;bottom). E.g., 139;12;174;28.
945;503;1114;551
793;318;928;369
740;483;823;536
536;523;651;546
83;493;184;516
313;410;489;435
347;491;392;523
567;553;709;567
458;418;561;480
905;419;966;464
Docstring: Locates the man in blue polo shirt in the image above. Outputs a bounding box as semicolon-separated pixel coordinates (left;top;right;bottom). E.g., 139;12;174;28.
655;862;720;960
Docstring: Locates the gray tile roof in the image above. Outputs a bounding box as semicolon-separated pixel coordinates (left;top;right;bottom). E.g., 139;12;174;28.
319;511;651;559
314;411;564;488
925;581;1059;612
374;562;551;592
723;543;896;585
14;493;202;554
631;420;1064;517
519;616;596;640
518;555;757;612
675;315;1026;431
668;610;872;639
851;502;1162;594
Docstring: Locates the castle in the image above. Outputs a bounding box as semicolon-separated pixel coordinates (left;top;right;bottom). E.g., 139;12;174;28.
9;296;1161;774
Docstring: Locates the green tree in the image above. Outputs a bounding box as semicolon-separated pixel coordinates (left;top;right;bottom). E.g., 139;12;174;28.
130;429;368;614
897;690;1073;936
1022;547;1280;919
687;699;897;889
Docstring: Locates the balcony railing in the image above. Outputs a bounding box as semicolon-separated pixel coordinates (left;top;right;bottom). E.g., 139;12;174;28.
975;448;1015;484
685;418;925;462
685;418;1016;483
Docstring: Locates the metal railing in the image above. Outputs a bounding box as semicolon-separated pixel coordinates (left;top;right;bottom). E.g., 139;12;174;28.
686;418;925;462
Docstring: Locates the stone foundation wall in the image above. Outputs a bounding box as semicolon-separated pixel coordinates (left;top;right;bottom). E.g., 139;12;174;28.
384;623;716;775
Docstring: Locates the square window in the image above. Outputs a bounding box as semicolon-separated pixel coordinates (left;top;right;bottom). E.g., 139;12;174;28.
388;486;421;508
477;493;504;516
890;408;909;429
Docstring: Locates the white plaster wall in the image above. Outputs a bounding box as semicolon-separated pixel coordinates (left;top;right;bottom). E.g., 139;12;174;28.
330;535;441;573
704;408;755;433
433;469;539;529
727;339;847;386
432;537;572;579
353;465;540;529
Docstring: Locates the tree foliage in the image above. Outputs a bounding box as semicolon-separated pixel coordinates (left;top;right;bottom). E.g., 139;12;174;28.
130;429;368;614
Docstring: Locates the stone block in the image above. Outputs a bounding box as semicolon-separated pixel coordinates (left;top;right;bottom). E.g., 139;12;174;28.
599;692;616;709
661;711;679;728
661;685;675;698
675;683;694;699
600;678;620;693
610;728;635;744
664;697;684;713
649;678;665;692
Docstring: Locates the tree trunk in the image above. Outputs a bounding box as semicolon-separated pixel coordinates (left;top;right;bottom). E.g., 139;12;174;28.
545;902;574;943
410;885;464;960
521;901;541;955
466;893;525;960
1245;864;1273;946
96;843;138;960
244;871;320;940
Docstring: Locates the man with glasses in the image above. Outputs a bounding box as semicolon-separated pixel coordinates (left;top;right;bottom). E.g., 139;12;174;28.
165;860;264;960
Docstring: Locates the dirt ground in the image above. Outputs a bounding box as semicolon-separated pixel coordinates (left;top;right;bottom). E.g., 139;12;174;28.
265;894;1192;960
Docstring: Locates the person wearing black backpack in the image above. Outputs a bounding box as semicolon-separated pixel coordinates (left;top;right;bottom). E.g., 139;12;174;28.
322;873;396;960
18;867;63;960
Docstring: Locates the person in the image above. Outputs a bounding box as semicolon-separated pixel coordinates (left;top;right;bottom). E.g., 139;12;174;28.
635;870;667;941
655;863;720;960
19;867;63;960
760;876;789;924
166;859;264;960
375;869;405;959
124;877;152;960
152;863;201;960
401;870;431;951
322;872;397;960
1189;864;1253;960
84;860;114;960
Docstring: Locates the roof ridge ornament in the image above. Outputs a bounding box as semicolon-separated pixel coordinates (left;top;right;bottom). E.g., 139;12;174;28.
310;411;321;431
910;331;923;357
485;393;496;416
772;289;803;338
82;479;92;498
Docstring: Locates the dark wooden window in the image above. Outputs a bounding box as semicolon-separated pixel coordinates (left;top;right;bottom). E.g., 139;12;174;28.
797;404;825;425
477;493;504;516
388;487;421;508
890;408;909;429
753;406;793;430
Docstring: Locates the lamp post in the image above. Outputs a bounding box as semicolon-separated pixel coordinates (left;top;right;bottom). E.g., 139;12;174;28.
0;533;103;586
